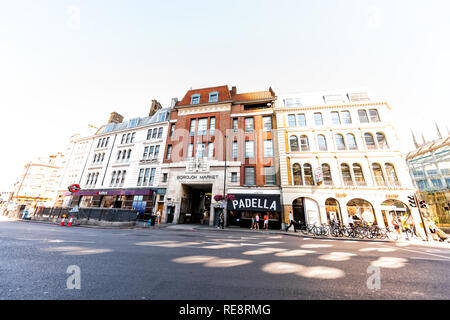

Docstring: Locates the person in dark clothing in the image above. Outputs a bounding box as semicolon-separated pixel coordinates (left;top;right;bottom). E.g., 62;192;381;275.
218;212;225;229
285;211;299;232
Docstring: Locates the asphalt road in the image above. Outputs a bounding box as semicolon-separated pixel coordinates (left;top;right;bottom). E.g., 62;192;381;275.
1;220;450;300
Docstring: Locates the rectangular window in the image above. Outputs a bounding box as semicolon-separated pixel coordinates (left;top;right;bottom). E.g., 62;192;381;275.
207;142;214;158
143;168;150;185
297;114;306;126
170;124;175;138
121;135;126;144
187;143;193;159
209;92;218;103
198;118;208;135
157;127;163;139
149;146;154;159
341;111;352;124
209;117;215;135
264;140;273;157
162;173;168;183
191;94;200;104
195;143;206;158
137;169;144;185
233;118;238;132
154;145;160;159
166;145;172;160
245;141;255;158
152;129;158;139
146;129;152;140
244;167;255;185
130;132;135;143
264;166;276;185
314;113;323;126
232;141;238;158
231;172;238;183
288;114;296;127
245;118;254;132
189;119;196;136
149;168;156;185
262;116;272;131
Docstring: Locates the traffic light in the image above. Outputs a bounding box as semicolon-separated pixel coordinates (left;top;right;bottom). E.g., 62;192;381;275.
408;195;416;207
419;200;428;209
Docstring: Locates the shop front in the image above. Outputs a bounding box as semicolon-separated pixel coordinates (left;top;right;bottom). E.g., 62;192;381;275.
67;188;157;220
227;193;282;230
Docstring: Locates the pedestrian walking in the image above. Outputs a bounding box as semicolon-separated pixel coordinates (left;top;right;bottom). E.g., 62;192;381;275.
255;214;260;230
251;215;255;229
392;216;401;236
156;210;161;224
218;212;224;229
264;213;269;230
285;211;298;232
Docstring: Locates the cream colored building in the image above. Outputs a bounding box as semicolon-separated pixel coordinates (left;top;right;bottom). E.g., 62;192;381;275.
275;89;426;237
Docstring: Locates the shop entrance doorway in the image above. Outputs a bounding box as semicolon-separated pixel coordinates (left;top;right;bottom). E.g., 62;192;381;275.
179;184;212;224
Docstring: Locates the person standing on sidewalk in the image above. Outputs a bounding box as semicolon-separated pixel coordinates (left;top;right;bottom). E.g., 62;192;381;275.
255;214;260;230
218;212;225;229
263;213;269;230
251;215;255;229
156;210;161;225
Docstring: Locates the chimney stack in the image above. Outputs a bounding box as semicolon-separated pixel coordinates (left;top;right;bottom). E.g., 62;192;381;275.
108;112;124;124
171;97;179;109
149;99;162;116
231;86;237;96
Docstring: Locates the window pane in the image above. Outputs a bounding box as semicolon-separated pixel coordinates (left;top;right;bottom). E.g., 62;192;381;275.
245;141;255;158
158;128;163;139
198;118;207;135
341;111;352;124
264;140;273;157
304;163;314;185
322;164;333;185
245;167;255;185
358;110;369;123
314;113;323;125
353;164;366;186
147;129;152;140
154;145;160;158
318;135;327;151
297;114;306;126
372;163;386;186
187;144;193;159
292;163;303;185
231;172;238;182
346;134;358;150
152;129;157;139
364;133;377;149
376;133;389;149
209;117;215;135
166;145;172;160
233;118;238;132
189;119;196;136
232;141;238;158
195;143;205;158
369;109;380;122
331;111;341;125
335;134;346;150
385;163;400;186
208;142;214;158
264;167;276;185
288;114;296;127
245;118;254;132
341;164;354;186
290;136;299;152
263;116;272;131
300;135;309;151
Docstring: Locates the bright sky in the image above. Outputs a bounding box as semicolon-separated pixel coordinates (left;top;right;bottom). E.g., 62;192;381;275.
1;0;449;191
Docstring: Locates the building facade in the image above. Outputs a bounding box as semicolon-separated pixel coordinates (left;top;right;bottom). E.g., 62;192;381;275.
66;105;171;219
161;85;281;228
406;134;450;227
275;89;426;236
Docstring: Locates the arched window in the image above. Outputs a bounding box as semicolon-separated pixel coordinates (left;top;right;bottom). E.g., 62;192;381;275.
358;109;369;123
317;134;328;151
372;163;386;186
126;133;131;144
322;163;333;185
325;198;341;225
369;109;380;122
376;132;389;149
346;133;358;150
385;163;400;186
292;163;303;185
300;135;310;151
331;111;341;125
290;135;299;152
364;133;377;150
352;163;366;186
341;110;352;124
341;163;354;186
116;171;122;184
335;134;346;150
121;170;126;184
304;163;314;185
347;199;377;225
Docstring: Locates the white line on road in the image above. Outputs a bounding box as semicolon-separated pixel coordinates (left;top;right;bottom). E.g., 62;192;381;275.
381;244;450;261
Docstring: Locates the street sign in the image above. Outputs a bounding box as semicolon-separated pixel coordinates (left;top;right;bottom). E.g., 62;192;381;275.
314;168;323;185
68;184;81;193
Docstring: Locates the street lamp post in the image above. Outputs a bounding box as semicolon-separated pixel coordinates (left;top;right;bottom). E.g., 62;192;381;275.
223;134;228;227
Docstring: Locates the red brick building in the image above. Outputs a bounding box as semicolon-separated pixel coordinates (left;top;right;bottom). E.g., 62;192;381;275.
160;85;281;229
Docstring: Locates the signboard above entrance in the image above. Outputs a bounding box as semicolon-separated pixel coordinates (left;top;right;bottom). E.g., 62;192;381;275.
227;194;281;212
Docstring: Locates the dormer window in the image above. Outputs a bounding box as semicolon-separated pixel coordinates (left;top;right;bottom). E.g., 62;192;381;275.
191;94;201;104
208;91;219;103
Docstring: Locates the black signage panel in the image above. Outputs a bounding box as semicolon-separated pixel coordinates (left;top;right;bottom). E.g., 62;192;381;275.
228;194;281;212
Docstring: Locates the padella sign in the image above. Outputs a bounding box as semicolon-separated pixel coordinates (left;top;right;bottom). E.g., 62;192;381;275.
228;194;281;212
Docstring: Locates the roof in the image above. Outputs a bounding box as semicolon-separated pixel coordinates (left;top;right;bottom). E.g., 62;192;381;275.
100;108;170;135
232;88;276;103
406;135;450;161
177;85;232;106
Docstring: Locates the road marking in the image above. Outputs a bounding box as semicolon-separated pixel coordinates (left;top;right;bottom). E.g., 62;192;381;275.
410;256;450;262
380;244;450;261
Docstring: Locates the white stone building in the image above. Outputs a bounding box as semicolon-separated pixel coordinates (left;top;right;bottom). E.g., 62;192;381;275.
275;89;425;236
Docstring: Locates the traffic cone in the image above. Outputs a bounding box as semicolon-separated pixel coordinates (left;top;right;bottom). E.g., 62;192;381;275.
60;215;66;226
67;216;73;227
